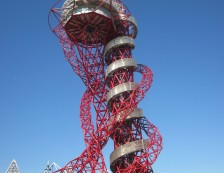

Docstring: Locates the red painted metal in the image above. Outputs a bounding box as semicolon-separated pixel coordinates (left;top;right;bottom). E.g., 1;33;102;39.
49;0;162;172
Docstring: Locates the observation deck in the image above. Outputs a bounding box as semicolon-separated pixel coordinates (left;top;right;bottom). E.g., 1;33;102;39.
60;0;137;44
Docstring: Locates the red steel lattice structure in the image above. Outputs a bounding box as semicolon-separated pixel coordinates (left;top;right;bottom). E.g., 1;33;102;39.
49;0;162;172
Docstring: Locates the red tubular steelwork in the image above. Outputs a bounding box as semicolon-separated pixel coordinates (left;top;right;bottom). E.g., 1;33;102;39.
49;0;162;172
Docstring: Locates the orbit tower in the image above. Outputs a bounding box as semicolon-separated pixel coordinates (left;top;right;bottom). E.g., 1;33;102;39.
49;0;162;172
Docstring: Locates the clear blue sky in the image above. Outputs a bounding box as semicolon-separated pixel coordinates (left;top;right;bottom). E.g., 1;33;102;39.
0;0;224;172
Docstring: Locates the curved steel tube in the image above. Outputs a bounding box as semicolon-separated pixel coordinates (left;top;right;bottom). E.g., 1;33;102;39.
127;16;138;29
112;108;143;122
108;108;143;130
104;36;135;59
110;139;149;166
126;15;138;38
105;58;137;79
106;82;138;108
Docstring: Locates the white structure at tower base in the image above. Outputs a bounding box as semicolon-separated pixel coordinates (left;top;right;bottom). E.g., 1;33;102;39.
6;160;20;173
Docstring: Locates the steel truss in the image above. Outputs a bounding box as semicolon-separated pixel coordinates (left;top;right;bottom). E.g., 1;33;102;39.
49;0;162;172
